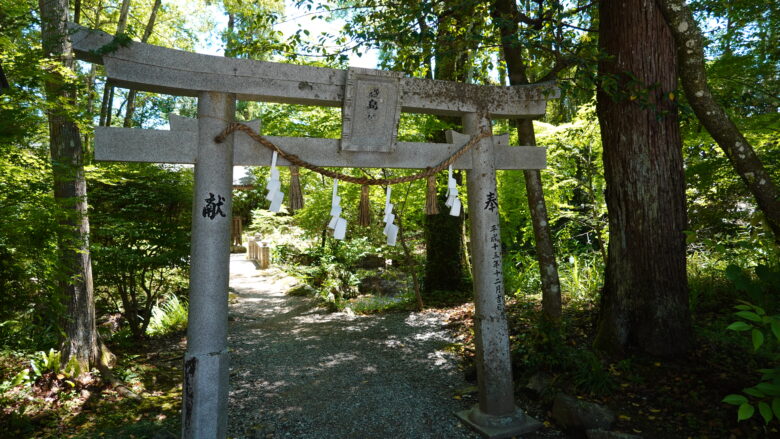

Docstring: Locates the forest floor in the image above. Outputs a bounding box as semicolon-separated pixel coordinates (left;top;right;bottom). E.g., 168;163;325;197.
444;299;778;439
1;255;776;438
1;256;559;438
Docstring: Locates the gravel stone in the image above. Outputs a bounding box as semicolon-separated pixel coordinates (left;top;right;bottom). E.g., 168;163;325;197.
226;255;481;439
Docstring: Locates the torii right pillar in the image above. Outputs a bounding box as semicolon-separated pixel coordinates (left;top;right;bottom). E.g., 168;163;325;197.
456;113;542;438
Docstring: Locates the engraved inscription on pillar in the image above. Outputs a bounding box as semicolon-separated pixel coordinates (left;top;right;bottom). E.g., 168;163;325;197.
341;67;403;153
489;223;505;314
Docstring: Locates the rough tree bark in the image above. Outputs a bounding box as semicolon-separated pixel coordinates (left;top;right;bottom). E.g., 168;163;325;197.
98;0;131;127
491;0;562;322
422;0;473;296
0;61;9;93
595;0;692;356
123;0;162;127
655;0;780;244
39;0;112;371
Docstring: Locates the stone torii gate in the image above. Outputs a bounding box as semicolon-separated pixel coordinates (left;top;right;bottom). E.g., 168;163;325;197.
70;24;557;439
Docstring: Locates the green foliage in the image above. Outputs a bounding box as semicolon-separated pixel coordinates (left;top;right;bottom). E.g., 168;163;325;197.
0;22;62;350
222;0;287;60
347;291;415;314
260;103;342;138
146;294;189;337
90;33;133;56
725;264;780;313
502;251;541;298
0;149;62;351
723;265;780;424
294;240;369;303
683;118;779;250
559;254;604;302
5;349;83;389
534;105;607;256
500;107;606;302
689;0;780;118
512;316;615;396
292;263;357;310
90;163;192;339
248;207;297;237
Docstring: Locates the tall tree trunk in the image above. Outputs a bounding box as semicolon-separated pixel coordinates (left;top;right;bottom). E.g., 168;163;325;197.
39;0;111;371
73;0;81;23
594;0;691;357
396;183;425;310
416;10;433;79
83;0;103;147
656;0;780;245
123;0;162;127
0;61;9;93
225;12;235;56
98;0;130;127
116;0;131;34
492;0;562;322
423;182;468;294
422;1;473;296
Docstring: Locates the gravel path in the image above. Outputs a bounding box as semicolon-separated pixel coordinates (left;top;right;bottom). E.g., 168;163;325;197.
226;255;482;439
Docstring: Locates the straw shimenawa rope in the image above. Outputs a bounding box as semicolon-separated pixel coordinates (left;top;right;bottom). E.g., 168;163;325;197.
287;165;304;213
358;184;371;226
214;123;491;187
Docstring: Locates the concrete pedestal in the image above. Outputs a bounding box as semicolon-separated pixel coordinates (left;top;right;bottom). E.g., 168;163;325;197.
457;405;542;438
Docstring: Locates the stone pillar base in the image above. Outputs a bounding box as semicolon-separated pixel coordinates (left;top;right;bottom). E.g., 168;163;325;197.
456;405;542;438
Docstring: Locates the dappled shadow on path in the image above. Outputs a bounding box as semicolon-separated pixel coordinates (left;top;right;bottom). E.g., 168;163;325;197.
226;255;479;439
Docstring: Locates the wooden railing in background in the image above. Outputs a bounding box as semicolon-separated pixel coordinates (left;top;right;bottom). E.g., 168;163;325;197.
246;235;270;269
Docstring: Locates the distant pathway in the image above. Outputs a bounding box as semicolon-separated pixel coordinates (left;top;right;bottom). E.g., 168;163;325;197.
226;254;481;439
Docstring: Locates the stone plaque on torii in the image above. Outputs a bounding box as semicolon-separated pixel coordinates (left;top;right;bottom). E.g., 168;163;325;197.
70;24;558;439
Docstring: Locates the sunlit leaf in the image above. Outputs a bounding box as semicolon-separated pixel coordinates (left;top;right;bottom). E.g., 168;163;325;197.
772;398;780;418
771;320;780;341
727;321;751;331
723;394;748;406
760;402;773;424
753;329;765;351
737;311;762;322
738;402;755;421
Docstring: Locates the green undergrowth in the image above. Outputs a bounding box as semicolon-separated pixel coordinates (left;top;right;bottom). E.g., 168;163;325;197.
443;246;779;437
146;294;189;337
345;291;416;314
285;262;418;314
0;332;185;438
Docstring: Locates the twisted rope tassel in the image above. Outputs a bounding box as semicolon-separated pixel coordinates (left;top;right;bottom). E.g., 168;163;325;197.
425;171;439;215
358;184;372;226
288;165;304;213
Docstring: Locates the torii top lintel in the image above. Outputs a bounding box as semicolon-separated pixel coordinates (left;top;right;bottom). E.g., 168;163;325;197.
70;24;558;119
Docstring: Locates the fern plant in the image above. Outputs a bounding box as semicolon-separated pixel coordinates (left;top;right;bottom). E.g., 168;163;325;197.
146;294;189;336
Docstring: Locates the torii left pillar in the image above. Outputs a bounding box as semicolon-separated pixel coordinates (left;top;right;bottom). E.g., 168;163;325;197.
182;92;235;438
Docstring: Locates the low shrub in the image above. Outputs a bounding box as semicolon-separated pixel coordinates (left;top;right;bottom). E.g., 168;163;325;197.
146;294;188;337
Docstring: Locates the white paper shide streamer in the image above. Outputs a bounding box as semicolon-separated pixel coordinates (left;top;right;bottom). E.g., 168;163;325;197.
382;186;398;246
444;164;461;216
328;178;347;240
265;151;285;212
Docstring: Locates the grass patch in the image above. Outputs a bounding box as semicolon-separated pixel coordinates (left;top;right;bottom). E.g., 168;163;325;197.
347;292;416;314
